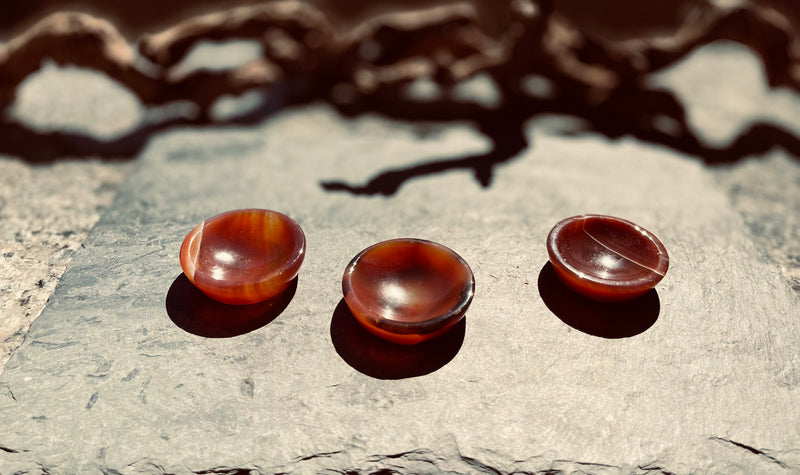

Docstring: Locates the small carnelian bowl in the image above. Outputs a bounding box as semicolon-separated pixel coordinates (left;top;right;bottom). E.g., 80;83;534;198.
180;209;305;305
342;238;475;345
547;214;669;302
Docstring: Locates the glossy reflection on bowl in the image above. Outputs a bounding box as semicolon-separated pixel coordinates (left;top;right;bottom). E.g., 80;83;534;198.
342;238;475;345
547;215;669;302
180;209;305;305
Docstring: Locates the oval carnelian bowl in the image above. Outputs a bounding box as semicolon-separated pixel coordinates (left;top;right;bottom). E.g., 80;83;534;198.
180;209;305;305
342;238;475;345
547;215;669;302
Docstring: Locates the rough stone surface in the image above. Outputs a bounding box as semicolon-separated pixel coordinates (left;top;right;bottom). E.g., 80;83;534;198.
714;153;800;295
0;158;131;371
1;103;799;474
0;63;138;372
2;30;800;475
653;40;800;300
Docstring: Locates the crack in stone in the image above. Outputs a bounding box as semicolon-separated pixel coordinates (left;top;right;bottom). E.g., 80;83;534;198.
0;382;16;402
638;464;678;475
0;445;28;453
555;459;621;469
369;448;436;461
121;368;139;382
709;436;789;469
294;450;344;462
459;454;504;475
367;449;443;472
85;391;99;410
193;468;257;475
35;461;56;475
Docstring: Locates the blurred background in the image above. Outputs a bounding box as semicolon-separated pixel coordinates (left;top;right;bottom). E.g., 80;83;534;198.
0;0;670;38
2;0;797;39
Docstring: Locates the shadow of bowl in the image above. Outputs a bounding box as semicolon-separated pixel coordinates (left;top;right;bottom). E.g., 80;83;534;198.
537;262;660;338
330;299;465;380
165;273;297;338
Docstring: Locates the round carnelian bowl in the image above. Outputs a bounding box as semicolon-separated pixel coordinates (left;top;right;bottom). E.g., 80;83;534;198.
342;238;475;345
180;209;305;305
547;215;669;302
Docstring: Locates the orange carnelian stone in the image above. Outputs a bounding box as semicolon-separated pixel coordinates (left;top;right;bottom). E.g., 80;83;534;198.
342;238;475;345
547;215;669;302
180;209;305;305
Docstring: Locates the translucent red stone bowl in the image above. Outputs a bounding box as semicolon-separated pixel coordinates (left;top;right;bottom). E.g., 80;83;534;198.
547;215;669;302
342;238;475;345
180;209;305;305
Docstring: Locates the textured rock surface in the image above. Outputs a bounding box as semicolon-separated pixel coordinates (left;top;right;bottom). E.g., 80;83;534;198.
0;158;131;370
1;103;799;474
2;20;800;474
0;64;137;372
715;153;800;294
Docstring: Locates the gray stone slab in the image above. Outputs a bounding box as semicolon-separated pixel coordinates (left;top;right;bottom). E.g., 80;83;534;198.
2;105;800;474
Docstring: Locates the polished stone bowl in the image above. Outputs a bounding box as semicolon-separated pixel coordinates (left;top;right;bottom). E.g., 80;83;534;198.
343;238;475;345
547;214;669;302
180;209;305;305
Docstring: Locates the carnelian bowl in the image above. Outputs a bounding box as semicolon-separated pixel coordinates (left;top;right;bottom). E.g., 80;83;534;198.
547;215;669;302
180;209;305;305
342;238;475;345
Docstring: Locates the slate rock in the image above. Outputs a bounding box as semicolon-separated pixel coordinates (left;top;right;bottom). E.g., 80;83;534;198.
1;106;799;474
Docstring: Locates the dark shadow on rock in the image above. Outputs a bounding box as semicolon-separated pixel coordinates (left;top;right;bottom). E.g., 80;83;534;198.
0;84;303;163
7;76;800;192
165;273;296;337
321;101;530;195
320;84;800;196
0;115;196;163
559;85;800;164
537;262;660;338
330;299;465;379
